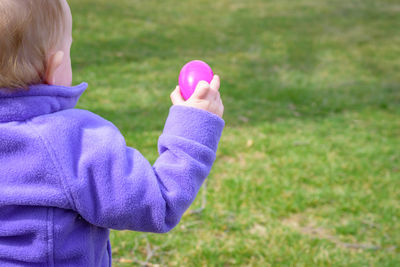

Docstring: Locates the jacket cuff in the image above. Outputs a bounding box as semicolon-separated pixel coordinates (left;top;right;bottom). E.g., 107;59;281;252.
162;105;225;152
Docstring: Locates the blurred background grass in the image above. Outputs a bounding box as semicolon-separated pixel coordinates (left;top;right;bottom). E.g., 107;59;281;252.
69;0;399;265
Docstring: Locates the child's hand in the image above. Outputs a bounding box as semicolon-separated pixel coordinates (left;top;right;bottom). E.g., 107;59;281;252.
170;75;224;118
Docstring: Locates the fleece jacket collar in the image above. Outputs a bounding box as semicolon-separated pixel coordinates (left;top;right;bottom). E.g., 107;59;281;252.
0;82;88;123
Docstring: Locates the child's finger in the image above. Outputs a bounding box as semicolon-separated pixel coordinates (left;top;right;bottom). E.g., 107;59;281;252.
191;80;210;99
170;86;185;105
210;75;220;91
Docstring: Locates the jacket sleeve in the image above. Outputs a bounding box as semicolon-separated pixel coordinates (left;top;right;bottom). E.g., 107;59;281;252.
37;105;224;233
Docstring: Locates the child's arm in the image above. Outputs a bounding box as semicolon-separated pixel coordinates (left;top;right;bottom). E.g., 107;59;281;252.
30;86;224;233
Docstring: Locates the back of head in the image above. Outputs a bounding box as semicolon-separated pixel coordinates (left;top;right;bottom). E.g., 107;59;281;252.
0;0;65;90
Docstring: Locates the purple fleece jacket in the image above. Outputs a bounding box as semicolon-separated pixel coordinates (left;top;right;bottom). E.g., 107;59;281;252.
0;82;224;266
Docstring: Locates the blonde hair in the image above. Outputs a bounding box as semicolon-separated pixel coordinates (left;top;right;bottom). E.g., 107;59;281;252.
0;0;65;89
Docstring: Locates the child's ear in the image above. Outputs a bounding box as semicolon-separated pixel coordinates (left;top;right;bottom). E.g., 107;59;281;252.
45;51;64;85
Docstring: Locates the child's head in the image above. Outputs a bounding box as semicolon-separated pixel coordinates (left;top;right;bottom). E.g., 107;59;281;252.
0;0;72;90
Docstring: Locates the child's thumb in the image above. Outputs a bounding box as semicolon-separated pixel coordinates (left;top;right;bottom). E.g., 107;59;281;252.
170;86;185;105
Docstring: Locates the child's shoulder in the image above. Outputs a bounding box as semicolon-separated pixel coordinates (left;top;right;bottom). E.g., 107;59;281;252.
28;107;122;147
31;108;115;129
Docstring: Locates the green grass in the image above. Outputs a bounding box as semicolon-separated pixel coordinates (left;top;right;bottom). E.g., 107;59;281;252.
69;0;399;265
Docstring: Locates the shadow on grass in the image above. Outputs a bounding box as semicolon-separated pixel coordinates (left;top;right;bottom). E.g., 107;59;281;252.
221;81;400;127
86;81;399;135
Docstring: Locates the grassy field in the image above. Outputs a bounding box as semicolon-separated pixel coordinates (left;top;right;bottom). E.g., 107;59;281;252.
69;0;399;265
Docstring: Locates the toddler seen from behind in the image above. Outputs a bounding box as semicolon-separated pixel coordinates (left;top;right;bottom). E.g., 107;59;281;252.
0;0;224;266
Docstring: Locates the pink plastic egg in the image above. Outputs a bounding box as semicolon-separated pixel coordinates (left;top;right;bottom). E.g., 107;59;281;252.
178;60;214;100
